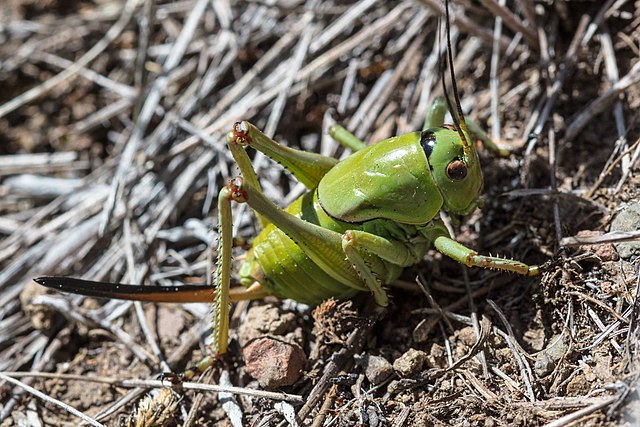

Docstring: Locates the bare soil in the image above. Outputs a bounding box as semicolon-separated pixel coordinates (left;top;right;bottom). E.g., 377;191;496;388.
1;1;640;426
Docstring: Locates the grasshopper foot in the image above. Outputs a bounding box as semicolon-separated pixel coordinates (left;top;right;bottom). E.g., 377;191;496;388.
182;355;221;381
159;372;185;387
227;121;252;146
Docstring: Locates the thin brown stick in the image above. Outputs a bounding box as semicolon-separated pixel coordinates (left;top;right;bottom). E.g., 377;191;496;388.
542;395;619;427
560;230;640;247
565;61;640;142
1;372;304;403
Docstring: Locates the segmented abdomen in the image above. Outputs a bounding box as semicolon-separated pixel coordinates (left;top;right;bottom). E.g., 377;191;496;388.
240;191;363;306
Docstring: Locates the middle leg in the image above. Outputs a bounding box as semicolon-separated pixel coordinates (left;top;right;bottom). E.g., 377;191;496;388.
341;230;423;306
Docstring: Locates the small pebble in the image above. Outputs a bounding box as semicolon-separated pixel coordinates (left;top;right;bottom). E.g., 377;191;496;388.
243;337;306;389
574;230;618;261
611;202;640;259
534;333;569;378
456;327;477;348
427;343;446;369
393;349;427;377
363;354;394;385
534;354;555;378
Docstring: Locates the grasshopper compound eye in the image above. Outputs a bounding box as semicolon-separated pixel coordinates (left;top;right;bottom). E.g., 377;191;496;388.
446;159;467;181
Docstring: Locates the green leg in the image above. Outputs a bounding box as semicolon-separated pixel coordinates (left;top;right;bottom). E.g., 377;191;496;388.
328;124;367;152
211;185;234;356
185;185;271;375
227;121;338;190
342;230;420;267
226;125;270;229
433;235;540;276
424;96;448;130
226;176;368;293
181;184;273;379
340;230;423;306
341;237;387;306
182;279;269;378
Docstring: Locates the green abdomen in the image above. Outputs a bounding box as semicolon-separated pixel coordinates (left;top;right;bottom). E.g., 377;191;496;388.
239;191;406;306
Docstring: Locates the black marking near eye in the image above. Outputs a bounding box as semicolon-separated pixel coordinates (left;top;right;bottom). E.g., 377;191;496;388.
420;130;436;160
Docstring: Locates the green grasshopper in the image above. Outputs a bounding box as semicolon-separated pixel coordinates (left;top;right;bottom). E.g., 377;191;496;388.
35;0;543;377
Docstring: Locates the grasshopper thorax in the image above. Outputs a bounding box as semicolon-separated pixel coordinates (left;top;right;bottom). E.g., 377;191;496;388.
317;127;482;225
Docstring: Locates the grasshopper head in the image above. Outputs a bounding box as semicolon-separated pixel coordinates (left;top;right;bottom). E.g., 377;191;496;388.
426;127;483;216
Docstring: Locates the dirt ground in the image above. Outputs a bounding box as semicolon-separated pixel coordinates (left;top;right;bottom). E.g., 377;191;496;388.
1;0;640;426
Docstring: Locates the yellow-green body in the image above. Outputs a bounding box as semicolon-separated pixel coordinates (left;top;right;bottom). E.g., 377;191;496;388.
237;130;475;306
207;96;542;356
241;190;433;306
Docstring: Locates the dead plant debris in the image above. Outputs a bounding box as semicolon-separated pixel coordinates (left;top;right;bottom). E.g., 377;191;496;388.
1;0;640;426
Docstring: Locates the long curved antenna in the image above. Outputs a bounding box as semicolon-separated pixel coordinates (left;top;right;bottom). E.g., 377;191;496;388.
439;27;460;132
439;17;457;126
443;0;472;160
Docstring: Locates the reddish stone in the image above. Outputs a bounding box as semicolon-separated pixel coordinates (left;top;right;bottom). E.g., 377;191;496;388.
243;337;306;389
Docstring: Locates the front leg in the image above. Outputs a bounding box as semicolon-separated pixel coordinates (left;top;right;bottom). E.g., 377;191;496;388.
433;235;541;276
